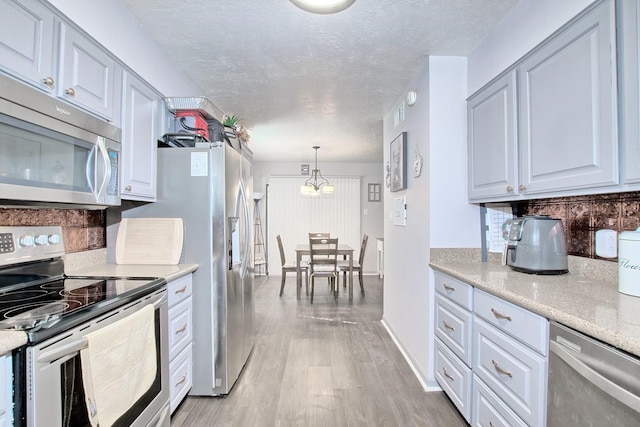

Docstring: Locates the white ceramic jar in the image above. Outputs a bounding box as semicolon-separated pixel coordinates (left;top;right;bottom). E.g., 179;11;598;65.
618;228;640;297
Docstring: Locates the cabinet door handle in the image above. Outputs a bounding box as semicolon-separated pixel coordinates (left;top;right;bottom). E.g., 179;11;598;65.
442;320;455;331
43;77;55;88
65;87;75;97
489;422;496;427
518;184;527;192
506;185;514;193
175;324;187;334
174;285;187;294
124;185;132;192
491;308;512;321
443;283;455;292
175;374;187;386
492;359;513;378
442;367;454;381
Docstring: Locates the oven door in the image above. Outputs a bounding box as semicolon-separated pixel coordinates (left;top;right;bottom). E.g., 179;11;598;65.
21;288;168;427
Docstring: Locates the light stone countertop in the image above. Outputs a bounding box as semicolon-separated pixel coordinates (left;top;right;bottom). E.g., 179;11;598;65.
65;263;199;283
0;248;198;355
429;249;640;358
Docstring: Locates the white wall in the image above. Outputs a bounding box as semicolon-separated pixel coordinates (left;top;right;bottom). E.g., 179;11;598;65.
381;57;480;390
47;0;201;96
429;57;481;248
253;161;384;275
468;0;596;94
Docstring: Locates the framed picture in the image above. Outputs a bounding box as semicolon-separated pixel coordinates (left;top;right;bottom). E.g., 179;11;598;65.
390;132;407;192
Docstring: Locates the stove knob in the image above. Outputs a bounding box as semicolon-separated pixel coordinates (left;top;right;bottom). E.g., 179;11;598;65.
19;235;35;247
48;234;61;244
35;235;49;245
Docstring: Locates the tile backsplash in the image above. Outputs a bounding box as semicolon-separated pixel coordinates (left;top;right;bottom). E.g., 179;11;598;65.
515;191;640;261
0;207;105;253
4;191;640;260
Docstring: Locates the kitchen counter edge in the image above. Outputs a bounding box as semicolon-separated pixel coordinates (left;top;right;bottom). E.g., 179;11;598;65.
429;258;640;358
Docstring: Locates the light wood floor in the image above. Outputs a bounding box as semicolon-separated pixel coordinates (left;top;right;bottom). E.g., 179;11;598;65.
170;274;467;426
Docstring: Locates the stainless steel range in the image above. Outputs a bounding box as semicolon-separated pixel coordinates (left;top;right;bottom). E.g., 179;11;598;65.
0;226;169;427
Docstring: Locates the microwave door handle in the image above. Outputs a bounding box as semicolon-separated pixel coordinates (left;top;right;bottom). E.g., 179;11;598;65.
549;340;640;412
86;144;98;193
94;137;110;201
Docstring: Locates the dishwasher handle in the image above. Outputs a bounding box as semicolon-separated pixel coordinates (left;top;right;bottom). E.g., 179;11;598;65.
549;340;640;413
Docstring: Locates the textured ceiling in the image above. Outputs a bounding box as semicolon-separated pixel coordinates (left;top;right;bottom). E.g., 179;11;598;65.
120;0;518;163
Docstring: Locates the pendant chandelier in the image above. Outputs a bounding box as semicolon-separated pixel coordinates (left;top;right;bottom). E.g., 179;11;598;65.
301;146;334;195
289;0;356;14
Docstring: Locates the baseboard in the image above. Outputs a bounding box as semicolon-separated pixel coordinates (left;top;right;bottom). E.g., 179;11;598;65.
380;318;441;392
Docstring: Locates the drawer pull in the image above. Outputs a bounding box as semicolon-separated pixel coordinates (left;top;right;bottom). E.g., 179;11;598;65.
491;308;512;321
442;320;455;331
175;324;187;334
175;374;187;386
442;367;454;381
443;283;455;292
492;359;513;378
174;285;187;294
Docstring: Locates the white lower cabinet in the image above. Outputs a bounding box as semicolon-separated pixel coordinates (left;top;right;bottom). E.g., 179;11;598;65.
435;338;472;422
433;272;549;427
434;272;474;423
473;316;547;427
167;274;193;414
0;353;11;427
472;375;528;427
169;344;193;413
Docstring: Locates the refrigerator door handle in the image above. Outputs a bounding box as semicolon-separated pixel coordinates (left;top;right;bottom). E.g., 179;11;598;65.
239;179;251;277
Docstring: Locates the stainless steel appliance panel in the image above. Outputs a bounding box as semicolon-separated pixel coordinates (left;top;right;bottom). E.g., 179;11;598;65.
0;73;121;207
127;142;254;395
547;322;640;426
26;287;169;427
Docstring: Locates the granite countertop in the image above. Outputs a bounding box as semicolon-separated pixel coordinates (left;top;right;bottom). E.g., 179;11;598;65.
429;249;640;358
65;263;199;283
0;250;198;354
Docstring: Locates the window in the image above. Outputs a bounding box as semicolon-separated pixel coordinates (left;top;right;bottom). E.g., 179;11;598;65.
368;183;381;202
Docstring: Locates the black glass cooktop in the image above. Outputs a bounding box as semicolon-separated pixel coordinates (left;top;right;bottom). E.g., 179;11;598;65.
0;277;160;330
0;272;165;343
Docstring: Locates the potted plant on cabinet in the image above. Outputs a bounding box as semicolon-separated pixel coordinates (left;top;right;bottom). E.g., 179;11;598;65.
222;114;250;144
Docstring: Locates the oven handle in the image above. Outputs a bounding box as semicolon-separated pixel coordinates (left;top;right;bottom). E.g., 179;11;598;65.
37;294;166;364
549;340;640;412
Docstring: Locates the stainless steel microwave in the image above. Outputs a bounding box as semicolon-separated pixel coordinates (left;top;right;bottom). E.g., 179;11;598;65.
0;73;121;208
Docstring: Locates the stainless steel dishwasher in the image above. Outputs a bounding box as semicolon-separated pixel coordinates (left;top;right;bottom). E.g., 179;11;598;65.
547;322;640;426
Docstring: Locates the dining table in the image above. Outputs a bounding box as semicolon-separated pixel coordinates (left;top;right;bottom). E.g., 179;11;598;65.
295;243;355;300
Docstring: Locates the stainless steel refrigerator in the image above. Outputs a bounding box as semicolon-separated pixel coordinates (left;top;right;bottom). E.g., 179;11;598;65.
125;140;254;396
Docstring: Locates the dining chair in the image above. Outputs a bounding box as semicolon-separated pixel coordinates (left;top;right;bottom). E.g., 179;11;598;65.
339;234;368;296
308;232;330;239
277;235;308;297
308;237;339;303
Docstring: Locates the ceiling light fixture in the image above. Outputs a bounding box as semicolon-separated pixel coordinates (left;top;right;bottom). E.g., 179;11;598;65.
301;146;334;195
289;0;356;14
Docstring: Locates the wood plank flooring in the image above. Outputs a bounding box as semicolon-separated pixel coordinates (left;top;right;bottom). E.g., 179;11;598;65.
170;274;467;426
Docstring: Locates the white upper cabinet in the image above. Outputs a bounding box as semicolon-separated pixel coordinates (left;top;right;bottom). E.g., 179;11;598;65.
0;0;121;122
120;71;161;201
57;22;120;121
517;0;618;195
0;0;55;93
619;0;640;184
468;71;518;201
468;0;618;202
